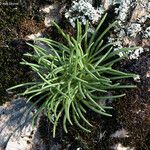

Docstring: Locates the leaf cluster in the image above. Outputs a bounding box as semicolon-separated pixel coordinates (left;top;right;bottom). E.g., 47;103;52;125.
8;14;136;137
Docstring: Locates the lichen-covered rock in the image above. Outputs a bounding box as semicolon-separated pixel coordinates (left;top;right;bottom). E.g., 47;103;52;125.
0;98;45;150
65;0;149;59
65;0;104;27
105;0;150;59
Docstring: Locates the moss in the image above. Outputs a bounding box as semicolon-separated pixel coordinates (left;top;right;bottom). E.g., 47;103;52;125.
114;51;150;149
0;0;73;104
0;0;44;104
0;41;33;104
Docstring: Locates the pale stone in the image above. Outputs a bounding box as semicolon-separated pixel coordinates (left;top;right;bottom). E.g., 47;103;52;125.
146;71;150;78
111;143;135;150
101;0;111;10
111;128;129;138
42;3;66;27
40;5;54;13
26;32;42;40
130;3;148;22
0;98;45;150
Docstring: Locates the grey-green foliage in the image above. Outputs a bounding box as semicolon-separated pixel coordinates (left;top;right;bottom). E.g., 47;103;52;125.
8;14;137;137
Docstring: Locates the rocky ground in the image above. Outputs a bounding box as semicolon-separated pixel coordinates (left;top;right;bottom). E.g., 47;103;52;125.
0;98;45;150
0;0;150;150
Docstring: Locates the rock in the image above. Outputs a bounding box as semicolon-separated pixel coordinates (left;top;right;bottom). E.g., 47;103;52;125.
111;143;135;150
40;3;66;27
133;75;141;82
130;3;148;22
110;128;129;138
102;0;111;10
103;0;150;60
0;98;45;150
26;32;42;40
40;5;54;14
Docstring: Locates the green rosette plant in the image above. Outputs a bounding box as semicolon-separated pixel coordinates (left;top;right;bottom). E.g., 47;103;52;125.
8;14;137;137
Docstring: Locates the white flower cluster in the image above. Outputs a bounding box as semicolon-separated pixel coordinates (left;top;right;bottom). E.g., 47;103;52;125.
65;0;104;27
